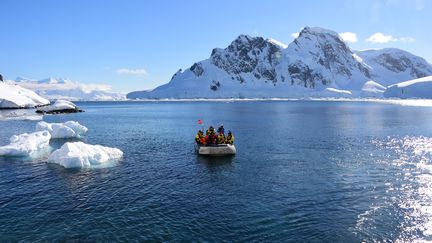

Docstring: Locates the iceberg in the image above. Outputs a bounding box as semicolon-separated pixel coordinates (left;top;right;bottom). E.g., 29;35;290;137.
35;121;88;138
36;100;83;114
48;142;123;168
0;131;51;157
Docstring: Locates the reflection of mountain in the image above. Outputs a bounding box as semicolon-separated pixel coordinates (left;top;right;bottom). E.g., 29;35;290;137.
11;77;125;101
128;27;432;99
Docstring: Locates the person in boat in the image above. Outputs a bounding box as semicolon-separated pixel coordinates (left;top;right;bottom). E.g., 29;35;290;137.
195;130;205;145
225;131;234;145
217;124;225;135
205;126;217;145
217;131;225;144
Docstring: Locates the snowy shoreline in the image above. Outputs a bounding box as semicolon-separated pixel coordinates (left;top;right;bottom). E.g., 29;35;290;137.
120;98;432;106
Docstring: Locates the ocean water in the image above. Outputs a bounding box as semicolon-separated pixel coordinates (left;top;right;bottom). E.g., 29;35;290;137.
1;100;432;241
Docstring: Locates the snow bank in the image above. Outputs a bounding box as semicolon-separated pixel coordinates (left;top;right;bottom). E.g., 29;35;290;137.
317;88;353;97
361;80;386;97
35;121;88;138
384;76;432;99
36;100;82;114
48;142;123;168
0;82;49;108
0;131;51;157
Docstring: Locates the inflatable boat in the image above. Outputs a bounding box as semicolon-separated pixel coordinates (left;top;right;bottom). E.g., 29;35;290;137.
196;144;236;156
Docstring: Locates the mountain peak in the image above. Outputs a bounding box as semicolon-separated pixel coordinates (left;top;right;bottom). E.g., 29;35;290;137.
266;38;288;49
299;26;340;38
127;26;432;99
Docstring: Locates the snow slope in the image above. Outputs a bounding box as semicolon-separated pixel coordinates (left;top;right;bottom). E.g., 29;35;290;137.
384;76;432;99
357;48;432;87
128;27;432;99
361;81;387;97
10;77;125;101
0;82;50;108
48;142;123;168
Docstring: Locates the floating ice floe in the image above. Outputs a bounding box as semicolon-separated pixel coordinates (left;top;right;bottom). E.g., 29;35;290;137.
36;100;83;114
48;142;123;168
35;121;88;138
0;110;43;121
0;131;51;157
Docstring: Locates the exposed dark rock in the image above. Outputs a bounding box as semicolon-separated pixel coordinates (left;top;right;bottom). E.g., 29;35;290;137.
36;108;84;114
210;80;220;91
210;35;281;81
170;69;182;81
190;63;204;76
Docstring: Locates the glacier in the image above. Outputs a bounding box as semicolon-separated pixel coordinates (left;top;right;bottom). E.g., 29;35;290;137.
384;76;432;99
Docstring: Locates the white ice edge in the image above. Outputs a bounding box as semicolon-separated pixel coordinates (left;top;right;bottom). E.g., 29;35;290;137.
48;142;123;169
35;121;88;139
0;131;51;157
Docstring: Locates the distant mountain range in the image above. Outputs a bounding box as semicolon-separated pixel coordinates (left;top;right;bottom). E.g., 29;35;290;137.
127;26;432;99
8;77;125;101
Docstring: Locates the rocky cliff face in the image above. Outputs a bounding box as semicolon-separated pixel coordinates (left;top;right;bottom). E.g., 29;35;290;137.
210;35;282;84
284;27;371;89
357;48;432;86
128;27;432;99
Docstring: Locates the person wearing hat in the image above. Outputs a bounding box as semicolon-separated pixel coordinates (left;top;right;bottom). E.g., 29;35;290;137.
195;130;205;145
217;130;225;144
217;124;225;135
225;131;234;145
205;126;217;145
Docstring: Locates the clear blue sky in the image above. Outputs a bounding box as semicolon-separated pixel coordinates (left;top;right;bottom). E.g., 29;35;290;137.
1;0;431;92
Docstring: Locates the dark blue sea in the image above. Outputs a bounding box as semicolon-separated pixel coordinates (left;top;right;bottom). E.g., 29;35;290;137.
1;100;432;241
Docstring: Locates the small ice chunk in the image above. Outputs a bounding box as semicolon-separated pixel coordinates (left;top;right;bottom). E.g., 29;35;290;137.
35;121;88;138
48;142;123;168
0;131;51;157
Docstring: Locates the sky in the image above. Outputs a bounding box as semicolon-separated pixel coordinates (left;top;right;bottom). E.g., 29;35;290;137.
1;0;431;93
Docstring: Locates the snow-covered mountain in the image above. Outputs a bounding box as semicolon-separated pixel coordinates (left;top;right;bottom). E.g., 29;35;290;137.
128;26;432;99
9;77;126;101
356;48;432;87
